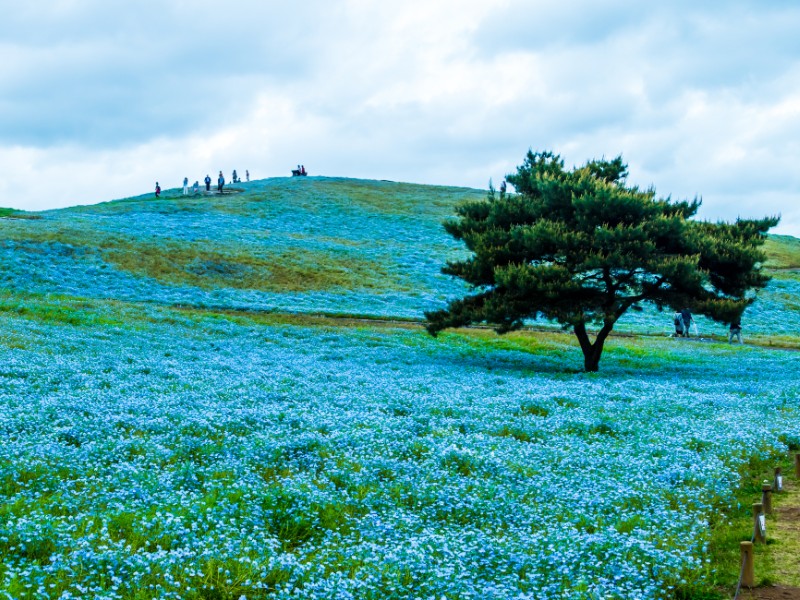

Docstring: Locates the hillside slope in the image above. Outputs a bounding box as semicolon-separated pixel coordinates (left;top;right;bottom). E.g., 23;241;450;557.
0;177;478;318
1;176;798;336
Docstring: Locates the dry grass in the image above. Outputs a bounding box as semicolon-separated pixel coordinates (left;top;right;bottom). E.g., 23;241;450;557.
764;235;800;269
104;241;393;292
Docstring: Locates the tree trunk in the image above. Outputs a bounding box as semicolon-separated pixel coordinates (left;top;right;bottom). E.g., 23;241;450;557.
582;344;603;372
573;321;614;372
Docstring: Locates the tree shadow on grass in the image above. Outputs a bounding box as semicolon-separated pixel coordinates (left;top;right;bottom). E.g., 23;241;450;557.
420;342;583;376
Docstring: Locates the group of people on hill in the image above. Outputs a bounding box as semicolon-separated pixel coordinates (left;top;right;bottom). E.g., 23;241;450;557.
156;169;250;198
673;308;743;344
156;163;311;196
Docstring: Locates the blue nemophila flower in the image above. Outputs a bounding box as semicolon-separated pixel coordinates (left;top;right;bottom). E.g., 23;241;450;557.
0;300;797;598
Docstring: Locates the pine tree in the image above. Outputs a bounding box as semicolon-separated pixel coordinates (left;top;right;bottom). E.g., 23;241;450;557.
425;150;779;372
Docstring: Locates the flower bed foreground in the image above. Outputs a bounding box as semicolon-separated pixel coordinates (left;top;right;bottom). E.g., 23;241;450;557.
0;302;797;599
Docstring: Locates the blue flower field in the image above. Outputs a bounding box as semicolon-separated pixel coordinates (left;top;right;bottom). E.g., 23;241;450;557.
0;178;798;599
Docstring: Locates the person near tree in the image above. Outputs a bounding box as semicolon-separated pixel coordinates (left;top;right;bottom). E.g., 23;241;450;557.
680;308;693;337
729;319;743;344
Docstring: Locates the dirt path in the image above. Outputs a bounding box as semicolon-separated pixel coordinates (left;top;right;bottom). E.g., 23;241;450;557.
164;305;800;351
740;463;800;600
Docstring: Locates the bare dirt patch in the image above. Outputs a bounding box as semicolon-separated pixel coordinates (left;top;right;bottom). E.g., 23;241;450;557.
741;474;800;599
741;586;800;600
770;479;800;587
775;506;800;520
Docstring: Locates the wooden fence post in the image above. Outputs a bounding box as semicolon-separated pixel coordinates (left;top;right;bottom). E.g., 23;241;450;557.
740;541;754;588
795;453;800;478
753;503;765;544
762;483;773;515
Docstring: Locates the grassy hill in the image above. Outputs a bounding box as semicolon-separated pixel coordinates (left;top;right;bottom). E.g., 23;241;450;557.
764;234;800;269
1;178;799;599
1;176;798;336
0;177;479;319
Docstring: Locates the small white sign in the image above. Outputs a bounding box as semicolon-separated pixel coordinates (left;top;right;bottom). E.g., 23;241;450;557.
776;475;783;491
758;514;766;537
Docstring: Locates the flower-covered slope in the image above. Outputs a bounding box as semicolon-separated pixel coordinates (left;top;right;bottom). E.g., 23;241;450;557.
1;177;797;335
0;300;797;599
0;178;475;319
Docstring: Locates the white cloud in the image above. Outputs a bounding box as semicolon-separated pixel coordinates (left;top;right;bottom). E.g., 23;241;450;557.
1;0;799;236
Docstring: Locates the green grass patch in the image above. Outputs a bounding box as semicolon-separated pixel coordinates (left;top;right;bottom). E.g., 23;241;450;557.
764;234;800;269
0;291;128;328
309;178;484;218
0;207;42;220
517;402;550;417
699;451;796;597
439;327;575;356
746;334;800;351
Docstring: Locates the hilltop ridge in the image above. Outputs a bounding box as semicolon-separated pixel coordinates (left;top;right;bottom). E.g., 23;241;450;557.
0;177;480;319
0;176;798;337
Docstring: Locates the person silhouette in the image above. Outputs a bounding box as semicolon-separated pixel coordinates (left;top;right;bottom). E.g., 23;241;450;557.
729;320;743;344
680;308;693;337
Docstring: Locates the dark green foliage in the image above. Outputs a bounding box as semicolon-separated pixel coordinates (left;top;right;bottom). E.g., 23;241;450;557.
426;150;779;371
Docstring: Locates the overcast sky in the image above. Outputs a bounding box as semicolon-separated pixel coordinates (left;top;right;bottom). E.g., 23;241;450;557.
2;1;799;235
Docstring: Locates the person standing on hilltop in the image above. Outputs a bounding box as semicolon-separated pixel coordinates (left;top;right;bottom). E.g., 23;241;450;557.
218;171;225;193
246;169;250;182
183;177;189;196
232;169;238;184
155;182;161;198
204;174;211;192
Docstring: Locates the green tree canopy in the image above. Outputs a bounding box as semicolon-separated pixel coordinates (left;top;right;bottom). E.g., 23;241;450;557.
425;150;779;371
